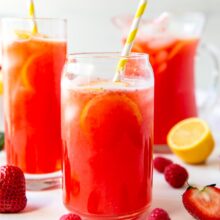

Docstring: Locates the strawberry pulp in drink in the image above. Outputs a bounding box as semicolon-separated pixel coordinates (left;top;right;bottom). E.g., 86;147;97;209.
61;78;154;217
3;36;66;173
127;37;199;145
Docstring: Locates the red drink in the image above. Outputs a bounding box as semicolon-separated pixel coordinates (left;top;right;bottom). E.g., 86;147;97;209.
3;35;66;174
128;36;199;145
61;53;154;218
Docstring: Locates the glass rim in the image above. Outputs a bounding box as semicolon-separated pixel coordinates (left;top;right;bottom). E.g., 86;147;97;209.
112;11;206;33
113;11;206;21
67;52;149;60
1;17;67;23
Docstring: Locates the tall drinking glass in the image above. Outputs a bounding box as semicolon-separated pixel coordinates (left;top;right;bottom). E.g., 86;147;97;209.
1;18;67;190
61;53;154;219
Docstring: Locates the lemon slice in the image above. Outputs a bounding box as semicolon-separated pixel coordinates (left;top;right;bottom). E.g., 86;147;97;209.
20;54;39;91
0;72;3;95
167;117;215;164
20;52;52;91
15;30;32;39
15;30;49;40
80;93;143;146
168;39;197;60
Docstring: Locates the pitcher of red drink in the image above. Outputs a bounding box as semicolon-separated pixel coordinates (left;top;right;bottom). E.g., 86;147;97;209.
113;12;220;152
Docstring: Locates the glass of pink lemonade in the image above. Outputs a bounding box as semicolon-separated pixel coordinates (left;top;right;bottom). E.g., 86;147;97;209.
0;39;3;131
1;18;67;190
61;53;154;219
113;12;219;152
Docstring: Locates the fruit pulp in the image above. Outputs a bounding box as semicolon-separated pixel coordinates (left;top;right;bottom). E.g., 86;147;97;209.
3;36;66;174
61;80;154;217
126;37;199;145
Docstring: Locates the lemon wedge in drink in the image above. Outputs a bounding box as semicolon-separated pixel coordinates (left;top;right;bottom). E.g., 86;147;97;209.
167;117;215;164
15;30;49;39
20;52;52;92
0;72;3;95
15;30;32;39
80;93;143;146
20;54;39;91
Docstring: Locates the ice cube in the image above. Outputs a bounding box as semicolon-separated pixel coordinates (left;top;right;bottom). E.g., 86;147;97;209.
65;105;78;123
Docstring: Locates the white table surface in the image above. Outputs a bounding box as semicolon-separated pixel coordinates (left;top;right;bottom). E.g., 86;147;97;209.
0;147;219;220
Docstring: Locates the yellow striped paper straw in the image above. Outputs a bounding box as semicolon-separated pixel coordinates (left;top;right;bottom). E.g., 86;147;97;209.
29;0;38;34
113;0;148;82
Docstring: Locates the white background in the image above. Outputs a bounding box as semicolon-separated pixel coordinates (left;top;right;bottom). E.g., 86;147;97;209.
0;0;220;131
0;0;219;52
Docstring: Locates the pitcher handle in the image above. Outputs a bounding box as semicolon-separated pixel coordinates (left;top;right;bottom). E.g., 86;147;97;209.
197;43;220;117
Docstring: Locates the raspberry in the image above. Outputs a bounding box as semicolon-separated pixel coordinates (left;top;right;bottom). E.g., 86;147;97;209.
153;156;173;173
148;208;171;220
164;163;188;188
0;165;27;213
60;213;82;220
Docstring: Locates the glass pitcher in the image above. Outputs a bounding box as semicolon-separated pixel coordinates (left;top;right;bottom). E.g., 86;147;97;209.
113;12;220;153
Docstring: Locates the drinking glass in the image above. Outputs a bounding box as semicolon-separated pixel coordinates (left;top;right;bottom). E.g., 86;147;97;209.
1;17;67;190
61;52;154;219
0;38;3;131
113;12;220;152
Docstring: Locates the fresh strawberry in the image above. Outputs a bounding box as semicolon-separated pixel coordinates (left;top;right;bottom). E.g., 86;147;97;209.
153;156;173;173
0;165;27;213
60;213;82;220
164;163;188;188
182;184;220;220
148;208;171;220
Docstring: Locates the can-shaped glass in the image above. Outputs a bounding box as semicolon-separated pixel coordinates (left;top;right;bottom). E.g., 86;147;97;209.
61;52;154;219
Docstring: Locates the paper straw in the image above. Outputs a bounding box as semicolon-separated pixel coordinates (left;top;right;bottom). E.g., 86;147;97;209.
29;0;38;34
113;0;148;82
